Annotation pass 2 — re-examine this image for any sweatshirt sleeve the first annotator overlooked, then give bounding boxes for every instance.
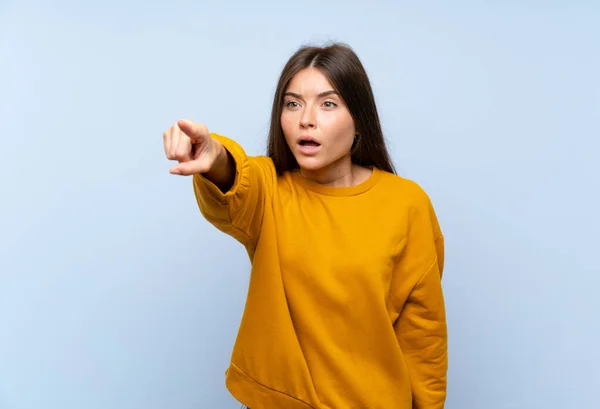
[192,133,275,254]
[394,253,447,409]
[392,191,447,409]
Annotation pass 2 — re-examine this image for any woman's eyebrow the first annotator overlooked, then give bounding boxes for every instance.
[284,90,339,99]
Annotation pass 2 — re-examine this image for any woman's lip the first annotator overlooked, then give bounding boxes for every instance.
[298,135,320,144]
[297,142,320,156]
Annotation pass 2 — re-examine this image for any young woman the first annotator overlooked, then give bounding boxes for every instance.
[163,43,447,409]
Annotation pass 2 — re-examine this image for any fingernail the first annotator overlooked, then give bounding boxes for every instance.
[170,169,181,175]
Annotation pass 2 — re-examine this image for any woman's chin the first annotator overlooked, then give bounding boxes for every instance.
[294,151,351,173]
[294,156,326,172]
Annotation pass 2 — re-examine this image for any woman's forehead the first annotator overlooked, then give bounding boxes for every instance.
[286,68,334,95]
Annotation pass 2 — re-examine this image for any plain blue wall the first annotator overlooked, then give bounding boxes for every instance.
[1,1,598,408]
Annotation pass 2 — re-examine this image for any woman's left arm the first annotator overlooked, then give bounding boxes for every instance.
[391,188,447,409]
[394,238,447,409]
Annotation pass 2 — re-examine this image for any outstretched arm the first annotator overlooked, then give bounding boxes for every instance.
[163,119,274,252]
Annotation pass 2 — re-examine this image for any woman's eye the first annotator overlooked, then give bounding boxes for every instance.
[323,101,337,108]
[285,101,299,108]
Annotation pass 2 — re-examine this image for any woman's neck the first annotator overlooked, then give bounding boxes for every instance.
[299,156,371,187]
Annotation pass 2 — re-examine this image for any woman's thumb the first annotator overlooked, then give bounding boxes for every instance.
[170,160,208,176]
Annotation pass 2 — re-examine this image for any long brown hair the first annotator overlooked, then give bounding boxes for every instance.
[267,42,396,175]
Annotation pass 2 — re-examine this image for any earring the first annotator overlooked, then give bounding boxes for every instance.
[351,134,361,154]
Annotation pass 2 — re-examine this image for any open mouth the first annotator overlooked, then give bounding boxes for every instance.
[299,140,321,147]
[297,136,321,155]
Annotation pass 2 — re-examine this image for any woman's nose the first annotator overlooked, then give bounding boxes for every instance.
[299,107,316,128]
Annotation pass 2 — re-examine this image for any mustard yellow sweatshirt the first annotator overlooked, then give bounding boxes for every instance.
[192,134,447,409]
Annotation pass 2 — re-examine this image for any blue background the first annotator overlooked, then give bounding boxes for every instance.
[1,1,598,408]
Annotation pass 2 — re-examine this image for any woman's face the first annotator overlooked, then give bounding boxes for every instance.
[281,68,356,173]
